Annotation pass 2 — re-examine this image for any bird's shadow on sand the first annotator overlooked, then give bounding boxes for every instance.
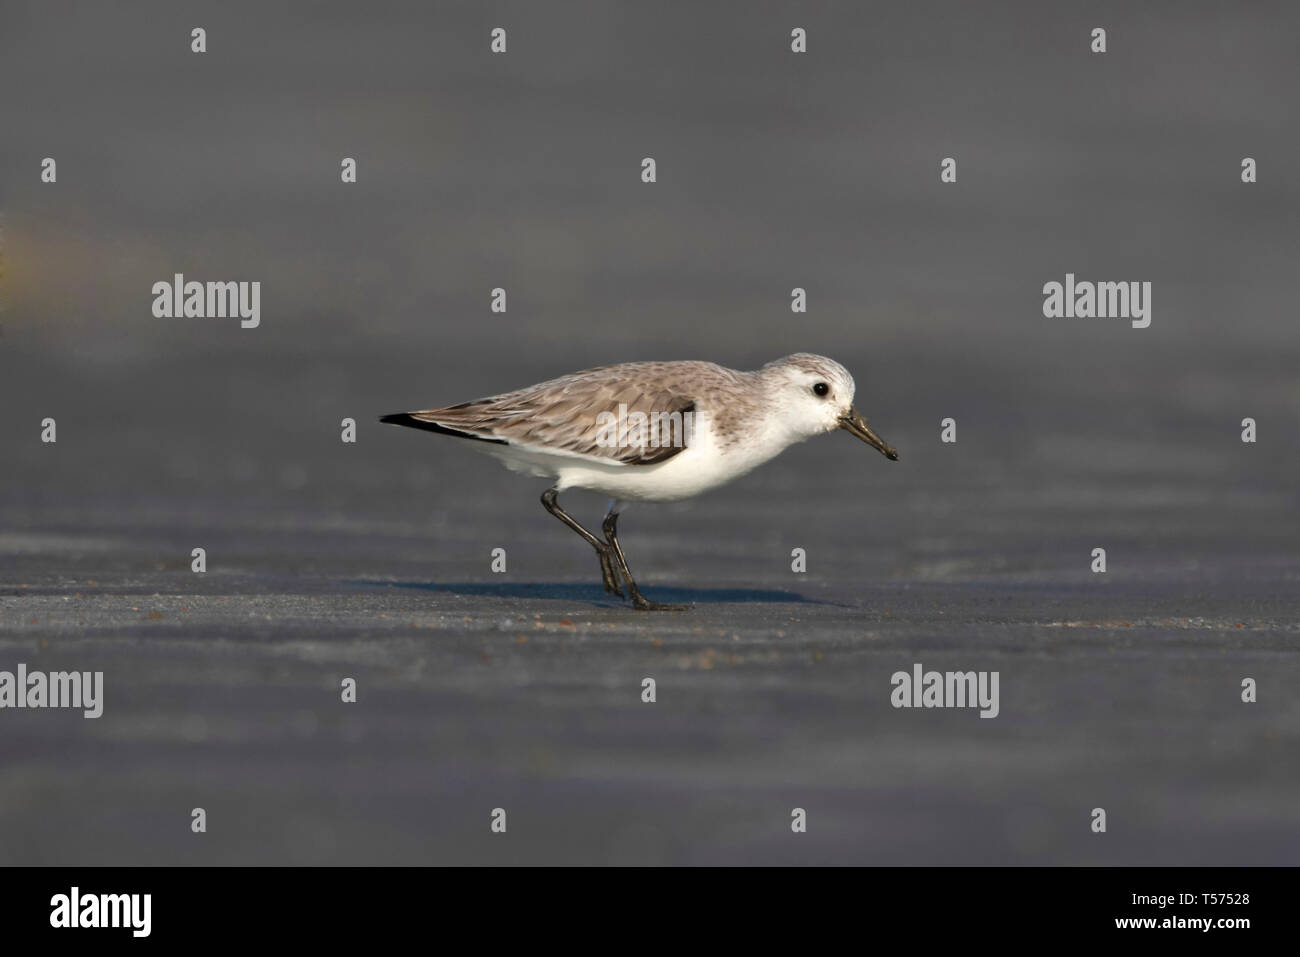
[349,580,840,608]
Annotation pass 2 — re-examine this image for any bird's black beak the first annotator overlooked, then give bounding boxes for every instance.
[840,406,898,460]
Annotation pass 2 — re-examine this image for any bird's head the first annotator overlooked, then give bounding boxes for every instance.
[761,353,898,460]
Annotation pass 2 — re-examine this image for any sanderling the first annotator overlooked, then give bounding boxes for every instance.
[381,353,898,611]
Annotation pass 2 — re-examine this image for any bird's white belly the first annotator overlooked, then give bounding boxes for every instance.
[470,408,793,502]
[542,412,795,502]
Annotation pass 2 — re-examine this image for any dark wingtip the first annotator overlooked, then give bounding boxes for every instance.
[378,412,508,445]
[380,412,443,432]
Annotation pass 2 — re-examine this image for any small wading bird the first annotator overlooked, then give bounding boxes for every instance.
[382,354,898,610]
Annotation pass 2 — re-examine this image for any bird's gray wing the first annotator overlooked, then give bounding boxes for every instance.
[384,364,701,466]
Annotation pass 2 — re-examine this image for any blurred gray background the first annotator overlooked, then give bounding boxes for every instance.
[1,0,1297,864]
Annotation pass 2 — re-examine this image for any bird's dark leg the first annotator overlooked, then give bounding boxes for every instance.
[541,488,623,598]
[602,507,689,612]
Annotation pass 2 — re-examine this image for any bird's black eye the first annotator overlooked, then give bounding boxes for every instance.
[812,382,830,397]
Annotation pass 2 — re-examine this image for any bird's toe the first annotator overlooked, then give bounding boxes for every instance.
[630,593,690,612]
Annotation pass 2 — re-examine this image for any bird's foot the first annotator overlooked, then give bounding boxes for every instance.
[628,586,689,612]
